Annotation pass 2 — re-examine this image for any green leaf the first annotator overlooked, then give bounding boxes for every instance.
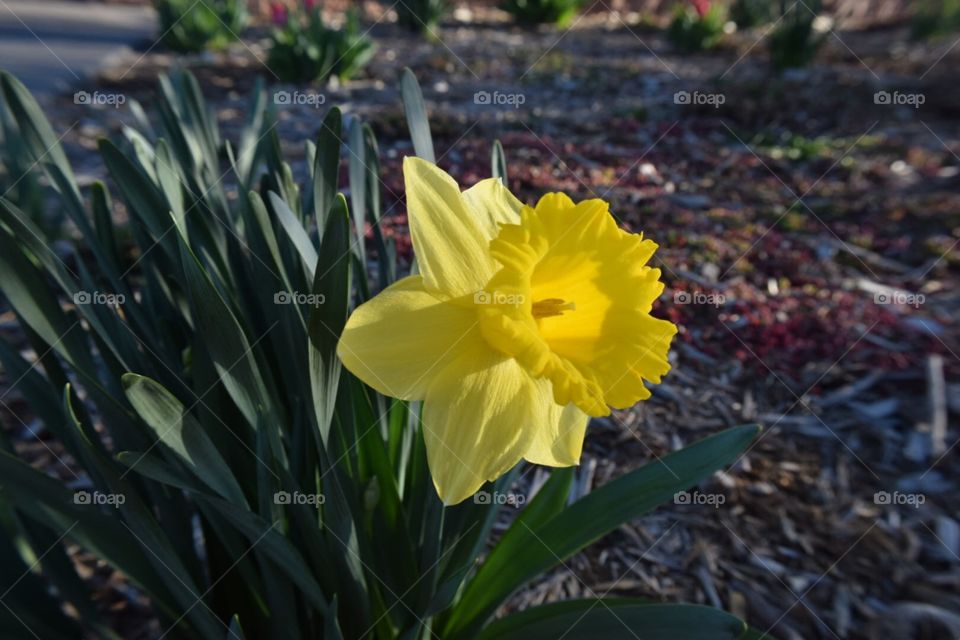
[228,615,246,640]
[0,224,96,377]
[360,123,394,290]
[0,510,86,639]
[313,107,342,234]
[247,190,294,295]
[122,126,158,181]
[0,71,75,187]
[177,231,276,433]
[258,558,300,640]
[309,194,351,443]
[155,138,185,227]
[431,468,572,618]
[0,449,193,631]
[61,388,221,638]
[126,98,156,138]
[196,495,330,614]
[0,328,66,434]
[347,118,368,264]
[491,140,507,181]
[269,191,318,276]
[122,374,248,506]
[90,181,122,273]
[44,164,128,298]
[324,596,346,640]
[400,68,435,162]
[116,450,205,494]
[446,425,761,636]
[99,138,174,243]
[511,466,574,530]
[0,195,144,375]
[236,76,267,188]
[474,600,747,640]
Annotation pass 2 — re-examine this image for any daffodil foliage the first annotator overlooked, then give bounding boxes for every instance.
[0,67,763,640]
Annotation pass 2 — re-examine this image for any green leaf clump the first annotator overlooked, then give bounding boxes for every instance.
[154,0,248,53]
[501,0,584,27]
[768,0,826,70]
[397,0,448,34]
[912,0,960,40]
[0,65,766,640]
[666,2,727,53]
[268,7,375,83]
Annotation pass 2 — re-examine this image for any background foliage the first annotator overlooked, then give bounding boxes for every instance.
[153,0,248,53]
[268,7,375,83]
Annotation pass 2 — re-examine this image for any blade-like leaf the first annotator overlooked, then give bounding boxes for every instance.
[236,76,267,188]
[269,191,318,276]
[0,71,75,186]
[347,118,368,264]
[0,449,195,631]
[196,496,329,614]
[491,140,507,181]
[99,139,176,257]
[178,231,276,433]
[430,468,573,617]
[314,107,342,234]
[400,68,435,162]
[309,194,351,443]
[474,600,747,640]
[446,425,761,636]
[227,615,246,640]
[62,388,221,638]
[0,225,96,377]
[122,374,248,506]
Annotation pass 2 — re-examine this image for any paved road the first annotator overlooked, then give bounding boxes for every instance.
[0,0,156,94]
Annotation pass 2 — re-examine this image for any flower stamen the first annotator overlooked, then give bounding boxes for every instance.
[532,298,577,319]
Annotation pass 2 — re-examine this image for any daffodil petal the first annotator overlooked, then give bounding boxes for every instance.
[421,347,540,505]
[336,275,481,401]
[403,157,496,297]
[481,193,676,414]
[462,177,523,240]
[590,313,676,409]
[524,391,589,466]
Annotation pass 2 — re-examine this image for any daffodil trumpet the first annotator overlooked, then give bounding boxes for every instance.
[337,157,677,505]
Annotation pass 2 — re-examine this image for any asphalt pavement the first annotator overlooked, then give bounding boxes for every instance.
[0,0,156,94]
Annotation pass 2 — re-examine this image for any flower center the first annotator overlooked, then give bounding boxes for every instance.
[531,298,576,319]
[475,193,675,418]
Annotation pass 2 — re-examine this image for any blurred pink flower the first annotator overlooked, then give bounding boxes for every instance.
[689,0,710,18]
[304,0,316,10]
[271,1,288,25]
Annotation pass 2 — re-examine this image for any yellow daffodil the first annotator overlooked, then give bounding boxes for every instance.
[336,157,677,505]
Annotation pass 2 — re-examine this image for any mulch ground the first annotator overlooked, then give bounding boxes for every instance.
[3,5,959,639]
